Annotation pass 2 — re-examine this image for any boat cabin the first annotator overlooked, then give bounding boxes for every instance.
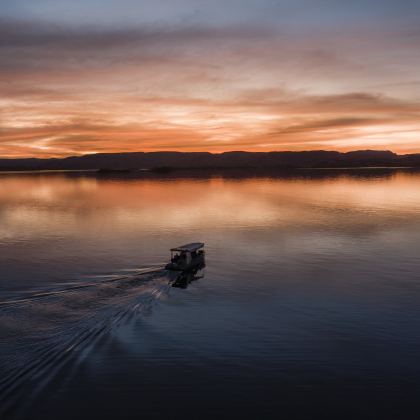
[166,242,205,271]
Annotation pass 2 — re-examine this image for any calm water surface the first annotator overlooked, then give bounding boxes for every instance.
[1,170,420,419]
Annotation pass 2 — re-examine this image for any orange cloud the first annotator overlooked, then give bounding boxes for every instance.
[1,21,420,157]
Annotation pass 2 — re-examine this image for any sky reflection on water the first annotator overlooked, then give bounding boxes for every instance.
[1,170,420,419]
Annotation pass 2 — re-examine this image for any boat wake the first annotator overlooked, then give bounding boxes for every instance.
[0,267,172,419]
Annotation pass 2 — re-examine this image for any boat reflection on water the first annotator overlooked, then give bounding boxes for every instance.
[170,263,206,289]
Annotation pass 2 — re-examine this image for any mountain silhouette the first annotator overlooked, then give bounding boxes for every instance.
[1,150,420,171]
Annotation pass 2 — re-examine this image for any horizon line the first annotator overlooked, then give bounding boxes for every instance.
[2,148,419,160]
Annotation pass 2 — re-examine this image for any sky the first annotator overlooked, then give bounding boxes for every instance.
[1,0,420,157]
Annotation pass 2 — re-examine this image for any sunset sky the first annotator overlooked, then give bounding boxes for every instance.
[1,0,420,157]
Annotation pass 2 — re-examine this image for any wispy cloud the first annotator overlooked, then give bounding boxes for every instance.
[1,14,420,157]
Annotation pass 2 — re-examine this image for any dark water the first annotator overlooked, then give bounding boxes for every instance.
[1,169,420,419]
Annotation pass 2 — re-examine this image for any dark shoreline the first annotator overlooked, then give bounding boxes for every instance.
[1,166,419,182]
[1,150,420,173]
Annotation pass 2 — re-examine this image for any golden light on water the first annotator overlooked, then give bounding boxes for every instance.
[2,172,420,244]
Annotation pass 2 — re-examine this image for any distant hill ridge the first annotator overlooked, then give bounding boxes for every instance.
[1,150,420,171]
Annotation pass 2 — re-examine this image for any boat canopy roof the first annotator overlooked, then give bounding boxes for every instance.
[171,242,204,253]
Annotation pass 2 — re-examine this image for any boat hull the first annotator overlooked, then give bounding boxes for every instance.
[165,255,205,272]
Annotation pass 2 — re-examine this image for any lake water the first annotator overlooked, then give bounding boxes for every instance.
[1,169,420,419]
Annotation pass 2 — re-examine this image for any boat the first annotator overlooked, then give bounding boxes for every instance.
[165,242,205,271]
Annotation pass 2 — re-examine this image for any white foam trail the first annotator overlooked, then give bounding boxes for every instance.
[0,267,166,306]
[0,270,172,419]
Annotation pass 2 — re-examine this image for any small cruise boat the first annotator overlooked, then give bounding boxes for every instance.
[165,242,205,271]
